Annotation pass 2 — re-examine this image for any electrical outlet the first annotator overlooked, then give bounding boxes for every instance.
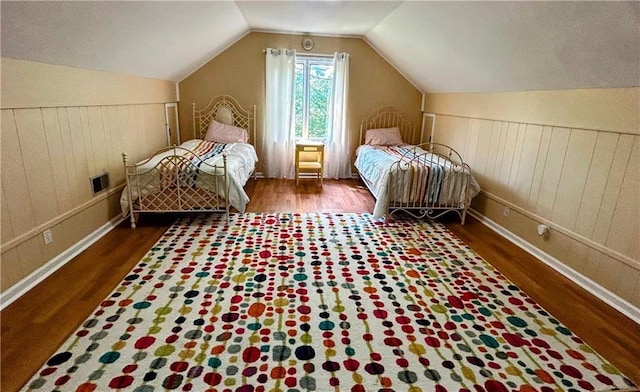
[43,229,53,244]
[537,224,550,239]
[503,206,510,217]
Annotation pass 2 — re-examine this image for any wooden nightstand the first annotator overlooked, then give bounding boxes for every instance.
[295,140,324,186]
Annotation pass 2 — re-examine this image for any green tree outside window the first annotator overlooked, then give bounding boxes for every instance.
[295,57,334,140]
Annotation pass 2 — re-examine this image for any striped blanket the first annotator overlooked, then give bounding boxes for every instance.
[159,141,227,188]
[384,146,445,204]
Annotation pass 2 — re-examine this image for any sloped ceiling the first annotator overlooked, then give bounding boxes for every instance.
[2,1,638,93]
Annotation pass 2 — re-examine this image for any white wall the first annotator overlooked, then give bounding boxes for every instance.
[1,58,177,292]
[425,88,639,307]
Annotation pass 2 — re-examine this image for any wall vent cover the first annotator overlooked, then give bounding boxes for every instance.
[91,173,109,194]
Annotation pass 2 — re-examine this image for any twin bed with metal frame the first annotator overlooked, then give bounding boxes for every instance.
[120,95,257,228]
[354,106,480,224]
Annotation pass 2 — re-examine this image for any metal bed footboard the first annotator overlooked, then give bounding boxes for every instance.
[358,143,473,224]
[122,146,230,228]
[387,143,472,224]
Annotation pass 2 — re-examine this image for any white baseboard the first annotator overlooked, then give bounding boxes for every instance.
[468,209,640,325]
[0,214,126,311]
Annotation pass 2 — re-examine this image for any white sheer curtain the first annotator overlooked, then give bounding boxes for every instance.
[263,48,296,178]
[325,52,351,179]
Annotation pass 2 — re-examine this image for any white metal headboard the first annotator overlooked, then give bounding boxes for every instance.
[192,95,257,145]
[359,106,416,145]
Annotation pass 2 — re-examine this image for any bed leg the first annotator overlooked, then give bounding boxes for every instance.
[130,213,137,229]
[461,208,467,225]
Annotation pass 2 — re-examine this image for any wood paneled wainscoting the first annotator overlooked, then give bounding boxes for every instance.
[1,179,638,391]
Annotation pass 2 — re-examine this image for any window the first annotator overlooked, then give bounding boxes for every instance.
[294,56,334,140]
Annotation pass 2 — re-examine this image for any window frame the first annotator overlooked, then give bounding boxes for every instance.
[294,54,334,141]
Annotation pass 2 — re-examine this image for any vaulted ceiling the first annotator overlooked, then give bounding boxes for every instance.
[2,1,639,93]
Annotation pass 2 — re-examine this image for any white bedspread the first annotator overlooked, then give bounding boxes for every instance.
[120,139,258,214]
[354,144,480,218]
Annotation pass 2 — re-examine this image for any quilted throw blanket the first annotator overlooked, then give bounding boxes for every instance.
[158,141,228,188]
[383,146,446,204]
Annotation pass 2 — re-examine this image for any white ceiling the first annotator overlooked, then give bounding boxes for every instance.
[2,1,639,93]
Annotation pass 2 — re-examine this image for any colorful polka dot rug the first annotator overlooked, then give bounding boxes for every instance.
[23,213,636,392]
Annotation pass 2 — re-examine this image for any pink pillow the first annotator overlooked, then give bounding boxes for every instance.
[365,127,403,146]
[204,120,249,143]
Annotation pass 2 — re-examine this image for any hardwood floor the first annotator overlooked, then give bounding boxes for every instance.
[1,179,638,391]
[244,178,375,213]
[0,214,178,392]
